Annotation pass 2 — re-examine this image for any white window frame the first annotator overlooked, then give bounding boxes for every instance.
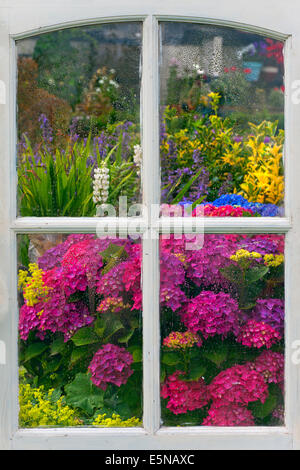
[0,0,299,450]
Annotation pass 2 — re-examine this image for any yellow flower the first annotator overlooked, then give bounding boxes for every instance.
[264,254,284,267]
[92,413,141,427]
[19,383,80,428]
[230,249,262,262]
[19,263,51,307]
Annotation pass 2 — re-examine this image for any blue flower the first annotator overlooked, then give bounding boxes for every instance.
[211,194,280,216]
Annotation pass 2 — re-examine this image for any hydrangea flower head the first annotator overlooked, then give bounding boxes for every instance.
[181,291,241,338]
[252,298,284,335]
[161,371,209,414]
[184,234,239,289]
[250,350,284,384]
[237,320,281,348]
[203,404,255,426]
[209,364,268,407]
[163,331,202,350]
[89,344,133,390]
[19,266,94,341]
[97,297,130,314]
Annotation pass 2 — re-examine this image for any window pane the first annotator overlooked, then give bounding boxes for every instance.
[160,234,284,426]
[17,23,142,217]
[18,234,142,428]
[160,23,284,217]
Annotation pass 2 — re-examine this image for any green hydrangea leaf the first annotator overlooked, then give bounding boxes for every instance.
[65,373,105,415]
[71,326,100,346]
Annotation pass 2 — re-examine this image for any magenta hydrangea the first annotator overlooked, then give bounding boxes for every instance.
[88,344,133,390]
[203,404,255,426]
[160,251,187,312]
[250,350,284,385]
[97,262,127,299]
[19,266,94,341]
[181,291,241,339]
[38,234,95,270]
[161,371,209,415]
[184,234,239,290]
[209,364,268,407]
[236,320,281,349]
[252,299,284,335]
[19,303,42,341]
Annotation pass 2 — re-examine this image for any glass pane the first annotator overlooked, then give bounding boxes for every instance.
[160,23,284,216]
[18,233,142,428]
[160,234,284,426]
[17,23,142,217]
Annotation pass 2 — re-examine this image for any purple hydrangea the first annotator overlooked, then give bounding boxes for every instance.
[252,298,284,335]
[88,344,133,390]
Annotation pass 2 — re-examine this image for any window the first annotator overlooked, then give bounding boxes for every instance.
[0,1,299,450]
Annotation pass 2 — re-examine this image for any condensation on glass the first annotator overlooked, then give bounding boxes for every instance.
[160,233,284,426]
[18,233,143,428]
[16,23,142,217]
[160,22,284,216]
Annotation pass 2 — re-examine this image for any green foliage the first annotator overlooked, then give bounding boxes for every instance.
[65,373,105,415]
[18,129,140,216]
[18,136,95,216]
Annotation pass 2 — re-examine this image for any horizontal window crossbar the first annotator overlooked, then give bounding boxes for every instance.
[11,217,292,234]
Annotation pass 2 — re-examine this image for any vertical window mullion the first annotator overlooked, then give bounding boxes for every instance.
[142,15,161,433]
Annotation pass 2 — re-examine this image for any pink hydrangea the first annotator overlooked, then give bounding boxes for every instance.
[209,364,268,407]
[62,238,106,294]
[237,320,281,349]
[181,291,241,338]
[161,371,209,414]
[88,344,133,390]
[203,404,255,426]
[250,350,284,384]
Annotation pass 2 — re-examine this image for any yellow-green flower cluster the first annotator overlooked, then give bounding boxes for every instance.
[230,249,262,262]
[92,413,141,427]
[208,91,221,114]
[264,253,284,267]
[18,263,50,307]
[163,331,200,350]
[19,384,80,428]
